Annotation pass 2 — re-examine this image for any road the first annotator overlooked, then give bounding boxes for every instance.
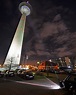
[0,77,65,95]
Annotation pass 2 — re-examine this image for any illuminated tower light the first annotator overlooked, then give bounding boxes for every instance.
[3,2,32,70]
[19,2,32,15]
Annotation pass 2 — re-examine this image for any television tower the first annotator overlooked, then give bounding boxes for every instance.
[3,2,32,70]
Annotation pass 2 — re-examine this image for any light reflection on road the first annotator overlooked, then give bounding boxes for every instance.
[12,78,61,89]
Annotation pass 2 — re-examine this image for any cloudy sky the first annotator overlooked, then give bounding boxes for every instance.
[0,0,76,63]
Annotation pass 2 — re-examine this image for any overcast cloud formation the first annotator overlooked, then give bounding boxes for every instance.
[0,0,76,63]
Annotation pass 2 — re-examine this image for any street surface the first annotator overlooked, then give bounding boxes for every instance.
[0,77,65,95]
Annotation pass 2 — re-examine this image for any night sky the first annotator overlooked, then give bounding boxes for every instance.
[0,0,76,64]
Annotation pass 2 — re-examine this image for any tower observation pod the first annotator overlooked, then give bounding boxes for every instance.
[3,2,32,70]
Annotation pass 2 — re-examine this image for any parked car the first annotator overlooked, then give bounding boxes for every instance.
[24,71,34,79]
[17,69,26,74]
[18,70,34,80]
[5,70,15,77]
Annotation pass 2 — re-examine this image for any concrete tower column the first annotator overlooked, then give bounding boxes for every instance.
[3,2,32,70]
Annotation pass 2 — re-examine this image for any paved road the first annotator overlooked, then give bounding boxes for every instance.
[0,78,65,95]
[14,77,61,89]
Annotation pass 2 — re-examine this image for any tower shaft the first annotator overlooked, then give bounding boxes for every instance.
[4,13,26,70]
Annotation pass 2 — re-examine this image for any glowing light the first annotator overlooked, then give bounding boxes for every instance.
[13,81,61,89]
[25,65,29,70]
[37,62,40,64]
[50,85,61,89]
[19,2,31,16]
[0,64,1,67]
[49,59,52,62]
